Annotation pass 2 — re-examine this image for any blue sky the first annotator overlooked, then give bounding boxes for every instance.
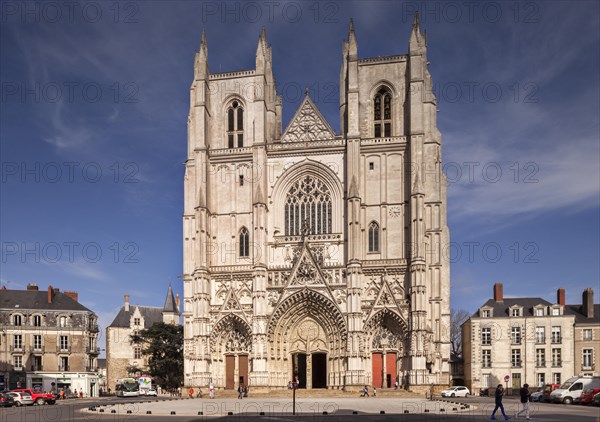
[1,1,599,355]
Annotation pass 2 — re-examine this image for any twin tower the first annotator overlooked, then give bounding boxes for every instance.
[182,15,450,391]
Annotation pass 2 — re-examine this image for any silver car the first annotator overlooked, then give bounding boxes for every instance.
[9,392,34,406]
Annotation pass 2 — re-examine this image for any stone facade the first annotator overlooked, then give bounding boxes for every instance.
[569,289,599,376]
[183,16,451,391]
[105,288,180,391]
[0,284,100,396]
[463,283,599,393]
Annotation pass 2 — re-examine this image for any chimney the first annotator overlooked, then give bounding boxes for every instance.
[47,285,54,303]
[64,291,78,302]
[176,293,180,309]
[582,288,594,319]
[124,293,130,312]
[557,288,566,306]
[27,283,39,291]
[493,283,503,303]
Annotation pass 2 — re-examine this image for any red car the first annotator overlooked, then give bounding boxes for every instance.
[542,383,561,402]
[579,387,600,405]
[11,388,56,405]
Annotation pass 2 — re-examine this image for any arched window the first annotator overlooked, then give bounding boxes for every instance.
[227,100,244,148]
[373,87,392,137]
[13,314,22,326]
[368,221,380,253]
[284,176,332,236]
[33,315,42,327]
[239,227,249,257]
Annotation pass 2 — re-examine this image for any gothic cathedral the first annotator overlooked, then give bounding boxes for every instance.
[183,16,450,391]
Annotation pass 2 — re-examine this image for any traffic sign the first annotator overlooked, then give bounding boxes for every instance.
[504,375,510,382]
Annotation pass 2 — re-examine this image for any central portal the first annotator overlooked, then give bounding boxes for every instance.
[292,352,327,389]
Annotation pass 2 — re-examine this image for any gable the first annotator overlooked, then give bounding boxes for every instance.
[280,96,336,143]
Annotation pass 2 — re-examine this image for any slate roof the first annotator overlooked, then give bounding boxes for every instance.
[471,298,554,318]
[107,305,163,328]
[0,289,92,312]
[564,304,600,324]
[162,285,179,313]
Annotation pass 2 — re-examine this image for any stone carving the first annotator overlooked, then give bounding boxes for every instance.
[280,97,336,143]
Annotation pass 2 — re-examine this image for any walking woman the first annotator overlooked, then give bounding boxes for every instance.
[490,384,510,420]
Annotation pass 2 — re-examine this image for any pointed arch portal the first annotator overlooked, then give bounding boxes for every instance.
[267,290,347,388]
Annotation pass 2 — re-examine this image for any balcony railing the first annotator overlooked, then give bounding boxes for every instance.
[551,336,562,344]
[535,336,546,344]
[58,365,70,372]
[535,361,546,368]
[10,345,24,352]
[88,323,99,333]
[85,346,100,355]
[13,366,23,371]
[30,346,45,353]
[58,346,71,353]
[86,366,98,372]
[582,364,595,371]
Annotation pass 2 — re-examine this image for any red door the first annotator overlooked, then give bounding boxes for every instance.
[225,355,235,389]
[372,353,383,388]
[238,355,248,387]
[385,352,397,388]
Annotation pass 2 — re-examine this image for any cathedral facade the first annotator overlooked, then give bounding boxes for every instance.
[182,16,450,391]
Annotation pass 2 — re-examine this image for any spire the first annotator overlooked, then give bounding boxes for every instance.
[254,182,266,205]
[348,18,357,58]
[163,284,179,313]
[195,30,209,80]
[256,26,270,74]
[409,11,425,53]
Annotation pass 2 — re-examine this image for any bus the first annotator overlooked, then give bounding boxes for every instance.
[115,378,140,397]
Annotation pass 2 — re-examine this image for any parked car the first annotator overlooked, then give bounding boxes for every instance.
[542,383,560,402]
[8,392,34,406]
[578,387,600,405]
[531,390,544,402]
[146,389,157,397]
[592,392,600,407]
[11,388,56,405]
[440,386,470,397]
[550,376,600,404]
[0,393,15,407]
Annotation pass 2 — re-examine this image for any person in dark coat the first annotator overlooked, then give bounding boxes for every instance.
[490,384,510,420]
[516,383,531,420]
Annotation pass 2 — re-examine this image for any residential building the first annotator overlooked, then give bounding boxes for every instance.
[463,283,575,393]
[0,284,100,395]
[567,288,599,376]
[105,287,180,391]
[183,15,451,391]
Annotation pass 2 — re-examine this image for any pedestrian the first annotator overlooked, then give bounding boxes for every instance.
[490,384,510,420]
[209,383,214,399]
[238,384,243,399]
[394,380,399,390]
[373,387,377,397]
[74,388,78,398]
[60,389,65,400]
[189,387,194,399]
[244,386,248,397]
[516,383,531,420]
[79,390,83,399]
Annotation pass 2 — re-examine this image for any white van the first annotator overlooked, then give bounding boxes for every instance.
[549,376,600,404]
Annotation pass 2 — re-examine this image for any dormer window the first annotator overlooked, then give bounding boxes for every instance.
[551,306,561,316]
[534,307,545,317]
[227,100,244,148]
[33,315,42,327]
[373,87,392,137]
[58,315,68,327]
[134,318,141,326]
[13,314,22,326]
[510,307,522,317]
[481,309,492,318]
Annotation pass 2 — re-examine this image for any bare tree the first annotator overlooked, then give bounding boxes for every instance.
[450,308,470,357]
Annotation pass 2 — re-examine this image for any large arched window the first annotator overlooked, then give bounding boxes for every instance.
[368,221,380,253]
[227,100,244,148]
[239,227,249,257]
[284,176,332,236]
[373,87,391,137]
